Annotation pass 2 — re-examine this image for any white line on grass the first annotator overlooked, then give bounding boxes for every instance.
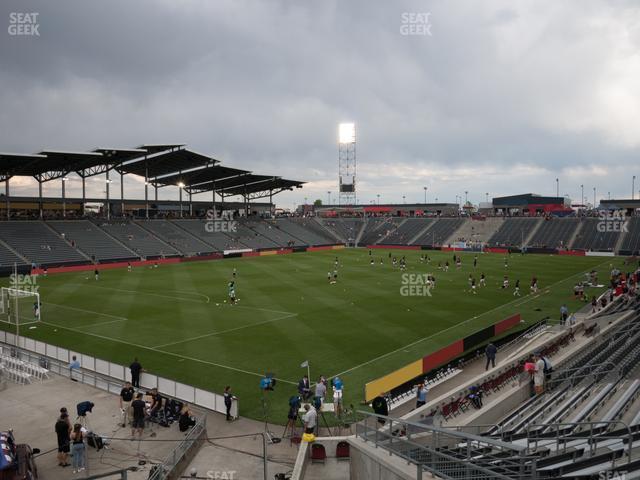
[330,260,611,379]
[152,312,298,348]
[67,284,208,304]
[39,320,297,385]
[43,302,128,326]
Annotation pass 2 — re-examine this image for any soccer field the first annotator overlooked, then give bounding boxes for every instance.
[0,249,622,422]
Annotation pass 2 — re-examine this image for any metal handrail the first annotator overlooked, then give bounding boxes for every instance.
[84,467,138,480]
[356,411,533,480]
[525,420,633,466]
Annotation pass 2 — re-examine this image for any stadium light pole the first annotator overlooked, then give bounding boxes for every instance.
[377,194,380,205]
[581,184,584,207]
[556,178,559,197]
[593,187,596,208]
[327,191,331,206]
[633,176,636,200]
[178,182,185,218]
[464,191,468,204]
[61,176,68,218]
[423,186,427,204]
[485,192,489,203]
[403,195,406,204]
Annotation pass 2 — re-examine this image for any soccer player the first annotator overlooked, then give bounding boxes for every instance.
[470,277,477,294]
[94,268,99,281]
[228,281,236,304]
[480,272,486,287]
[327,271,331,283]
[444,261,449,272]
[370,258,375,265]
[33,301,40,320]
[127,262,132,272]
[468,274,473,287]
[456,256,462,269]
[502,275,509,289]
[334,257,339,268]
[232,267,237,279]
[513,279,521,296]
[530,276,538,293]
[473,255,478,269]
[504,257,509,269]
[332,270,338,284]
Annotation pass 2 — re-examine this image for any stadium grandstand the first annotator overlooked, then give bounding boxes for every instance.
[1,147,639,480]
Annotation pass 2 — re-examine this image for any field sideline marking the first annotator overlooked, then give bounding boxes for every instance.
[152,312,298,348]
[66,284,209,304]
[44,302,129,329]
[330,259,613,379]
[39,320,297,385]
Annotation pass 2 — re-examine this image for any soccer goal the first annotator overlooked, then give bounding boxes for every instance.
[0,287,41,326]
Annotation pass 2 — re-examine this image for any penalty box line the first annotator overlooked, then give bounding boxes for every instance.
[331,258,614,379]
[39,320,297,385]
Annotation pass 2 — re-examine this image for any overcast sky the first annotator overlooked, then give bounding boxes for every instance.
[1,0,639,209]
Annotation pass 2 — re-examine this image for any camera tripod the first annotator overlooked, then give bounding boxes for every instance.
[261,391,280,444]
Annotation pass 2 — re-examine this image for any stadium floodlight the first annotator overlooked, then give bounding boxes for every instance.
[177,182,185,188]
[338,123,355,144]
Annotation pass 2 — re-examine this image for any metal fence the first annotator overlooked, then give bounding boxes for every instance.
[356,411,536,480]
[0,330,237,418]
[148,415,207,480]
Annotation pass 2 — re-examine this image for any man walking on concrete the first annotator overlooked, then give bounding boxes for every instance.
[485,342,497,370]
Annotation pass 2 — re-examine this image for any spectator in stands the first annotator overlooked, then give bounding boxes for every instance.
[69,355,80,382]
[591,295,598,313]
[415,383,428,409]
[129,357,143,388]
[533,354,546,395]
[55,412,71,467]
[468,385,483,409]
[560,304,569,324]
[371,394,389,425]
[302,404,317,435]
[119,381,135,428]
[485,343,497,370]
[131,393,146,438]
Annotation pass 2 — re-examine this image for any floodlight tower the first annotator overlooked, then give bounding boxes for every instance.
[338,123,356,205]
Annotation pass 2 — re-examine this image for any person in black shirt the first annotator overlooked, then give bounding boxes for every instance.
[131,393,146,438]
[149,388,163,417]
[119,381,135,427]
[129,358,143,388]
[178,404,196,432]
[223,386,236,421]
[55,412,71,467]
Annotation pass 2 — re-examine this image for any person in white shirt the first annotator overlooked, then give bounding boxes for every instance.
[534,354,546,395]
[302,404,317,434]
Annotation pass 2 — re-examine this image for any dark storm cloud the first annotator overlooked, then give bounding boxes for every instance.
[1,0,639,207]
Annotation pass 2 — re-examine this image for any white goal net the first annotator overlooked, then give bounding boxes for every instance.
[0,287,41,326]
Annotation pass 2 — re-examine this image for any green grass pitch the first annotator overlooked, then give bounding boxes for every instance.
[0,249,623,422]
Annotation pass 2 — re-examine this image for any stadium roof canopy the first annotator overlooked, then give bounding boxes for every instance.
[153,164,249,188]
[187,174,304,199]
[136,144,186,154]
[0,153,48,181]
[117,148,217,179]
